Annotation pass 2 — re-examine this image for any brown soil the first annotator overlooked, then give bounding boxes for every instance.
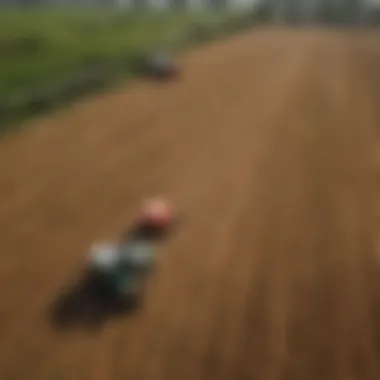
[0,27,380,380]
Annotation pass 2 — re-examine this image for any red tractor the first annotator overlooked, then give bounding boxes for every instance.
[86,197,177,304]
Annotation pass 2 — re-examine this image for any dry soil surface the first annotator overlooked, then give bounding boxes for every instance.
[0,27,380,380]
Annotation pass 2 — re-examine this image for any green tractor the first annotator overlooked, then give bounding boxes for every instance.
[87,239,156,303]
[86,197,176,306]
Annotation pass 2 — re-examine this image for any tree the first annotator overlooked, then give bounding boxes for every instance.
[170,0,187,10]
[130,0,148,9]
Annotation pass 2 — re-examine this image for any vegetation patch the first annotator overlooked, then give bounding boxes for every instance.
[0,9,263,131]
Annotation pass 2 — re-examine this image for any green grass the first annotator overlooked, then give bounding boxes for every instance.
[0,9,240,97]
[0,8,258,130]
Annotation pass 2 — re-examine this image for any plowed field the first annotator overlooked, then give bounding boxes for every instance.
[0,27,380,380]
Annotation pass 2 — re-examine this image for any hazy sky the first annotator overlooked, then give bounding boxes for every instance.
[117,0,380,10]
[127,0,260,9]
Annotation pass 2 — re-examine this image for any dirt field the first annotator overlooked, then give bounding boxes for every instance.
[0,27,380,380]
